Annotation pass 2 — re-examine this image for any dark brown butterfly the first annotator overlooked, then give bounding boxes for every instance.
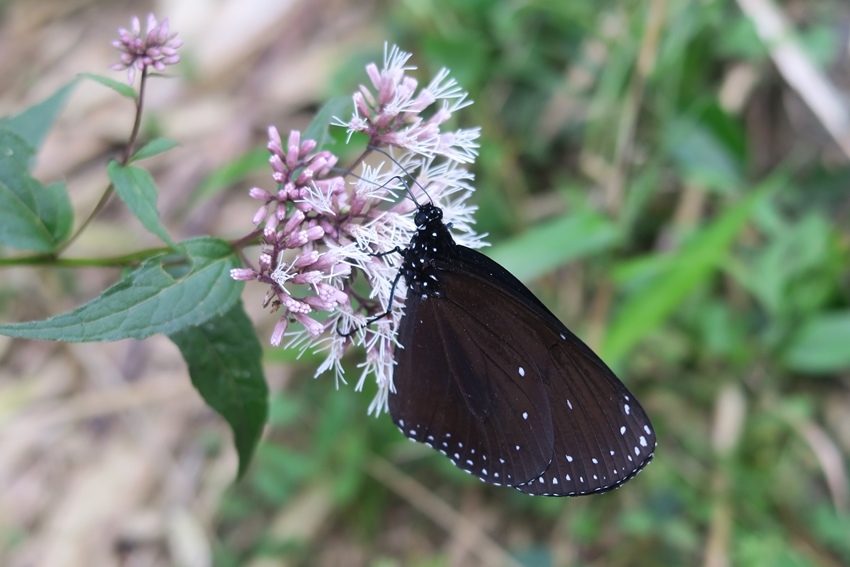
[387,202,655,496]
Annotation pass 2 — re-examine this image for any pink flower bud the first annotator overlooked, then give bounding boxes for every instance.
[285,230,309,248]
[292,271,322,285]
[265,213,280,232]
[365,63,381,90]
[282,294,311,314]
[300,138,317,155]
[252,204,268,225]
[295,168,313,185]
[303,295,334,311]
[270,316,288,346]
[305,225,325,241]
[230,268,257,281]
[267,126,283,154]
[282,210,305,235]
[249,187,271,200]
[287,130,301,153]
[259,253,272,272]
[270,154,285,176]
[317,282,349,306]
[294,313,325,336]
[354,92,372,119]
[292,250,318,268]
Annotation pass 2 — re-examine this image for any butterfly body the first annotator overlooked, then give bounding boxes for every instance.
[388,203,655,496]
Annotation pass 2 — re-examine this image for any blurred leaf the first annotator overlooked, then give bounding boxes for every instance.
[0,237,242,341]
[1,79,79,151]
[268,394,304,427]
[603,180,776,361]
[799,25,838,67]
[665,102,746,192]
[489,210,621,282]
[304,96,352,151]
[731,210,838,317]
[39,181,74,244]
[107,161,175,246]
[190,147,267,206]
[0,130,73,252]
[783,311,850,373]
[170,301,268,479]
[131,137,180,162]
[716,13,768,59]
[79,72,137,99]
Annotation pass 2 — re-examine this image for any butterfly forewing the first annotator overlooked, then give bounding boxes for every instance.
[391,287,555,486]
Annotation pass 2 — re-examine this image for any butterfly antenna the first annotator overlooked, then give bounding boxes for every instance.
[365,145,433,206]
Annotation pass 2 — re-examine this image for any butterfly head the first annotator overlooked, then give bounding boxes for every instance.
[414,203,443,229]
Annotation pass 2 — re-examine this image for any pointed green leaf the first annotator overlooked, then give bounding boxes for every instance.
[107,161,175,246]
[131,137,180,162]
[79,72,137,99]
[39,181,74,244]
[0,178,56,252]
[170,301,268,479]
[0,238,242,341]
[783,311,850,373]
[0,129,73,251]
[1,79,79,152]
[304,96,352,150]
[602,180,778,362]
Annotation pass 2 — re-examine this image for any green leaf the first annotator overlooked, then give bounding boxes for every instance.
[303,96,352,150]
[665,103,746,193]
[0,130,73,251]
[38,181,74,244]
[0,237,243,341]
[602,180,777,362]
[1,79,79,152]
[190,147,268,206]
[107,161,175,246]
[0,128,36,176]
[79,72,137,99]
[0,178,56,252]
[131,137,180,162]
[169,301,268,479]
[783,311,850,373]
[489,211,621,282]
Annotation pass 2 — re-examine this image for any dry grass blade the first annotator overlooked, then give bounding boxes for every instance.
[737,0,850,159]
[366,455,525,567]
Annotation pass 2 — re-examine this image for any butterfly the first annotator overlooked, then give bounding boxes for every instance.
[385,201,655,496]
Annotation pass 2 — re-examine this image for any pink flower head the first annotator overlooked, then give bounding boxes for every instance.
[234,44,484,415]
[110,13,183,84]
[334,44,481,163]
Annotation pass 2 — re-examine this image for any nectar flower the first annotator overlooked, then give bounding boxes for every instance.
[333,44,481,163]
[110,13,183,84]
[234,45,482,414]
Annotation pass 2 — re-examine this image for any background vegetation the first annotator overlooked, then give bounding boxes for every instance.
[1,0,849,566]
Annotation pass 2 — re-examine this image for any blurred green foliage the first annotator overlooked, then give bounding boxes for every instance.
[217,0,850,565]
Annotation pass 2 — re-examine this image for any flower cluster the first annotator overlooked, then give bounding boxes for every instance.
[233,44,482,414]
[110,13,183,84]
